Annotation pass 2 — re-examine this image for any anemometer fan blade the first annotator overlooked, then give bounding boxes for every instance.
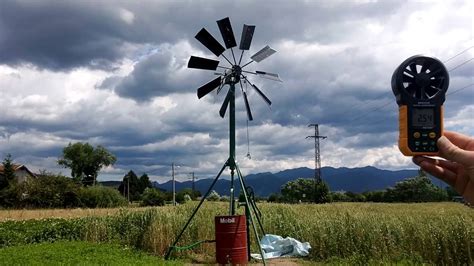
[217,17,237,49]
[251,45,276,62]
[239,24,255,50]
[256,71,283,82]
[251,84,272,106]
[195,28,226,57]
[188,56,219,70]
[197,77,222,99]
[219,89,232,118]
[243,91,253,121]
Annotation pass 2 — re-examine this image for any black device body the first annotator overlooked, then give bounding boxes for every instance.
[391,55,449,156]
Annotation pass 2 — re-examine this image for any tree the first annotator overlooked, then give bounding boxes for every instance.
[141,188,166,206]
[207,190,220,201]
[1,154,16,189]
[281,178,330,203]
[138,173,152,194]
[118,170,140,202]
[385,175,448,202]
[58,142,116,186]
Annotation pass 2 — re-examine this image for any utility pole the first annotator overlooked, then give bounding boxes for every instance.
[306,124,327,202]
[189,172,195,195]
[127,175,130,202]
[172,163,176,206]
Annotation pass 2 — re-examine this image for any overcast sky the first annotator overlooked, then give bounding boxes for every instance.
[0,0,472,183]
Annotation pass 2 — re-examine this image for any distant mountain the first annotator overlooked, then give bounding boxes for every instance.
[100,181,122,188]
[152,166,435,197]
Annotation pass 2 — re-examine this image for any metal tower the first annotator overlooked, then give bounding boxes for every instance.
[306,124,327,183]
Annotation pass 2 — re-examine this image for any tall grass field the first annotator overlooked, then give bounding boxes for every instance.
[0,202,472,264]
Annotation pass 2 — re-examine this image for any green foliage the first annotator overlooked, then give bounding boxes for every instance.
[0,218,85,247]
[138,173,152,194]
[178,188,199,200]
[219,195,230,202]
[0,241,182,266]
[314,180,331,203]
[363,190,386,202]
[0,203,472,265]
[78,186,127,208]
[330,191,350,202]
[1,154,16,189]
[58,142,116,186]
[140,188,165,206]
[206,190,220,201]
[0,183,20,207]
[267,193,282,203]
[20,174,81,208]
[385,176,448,202]
[281,178,330,203]
[118,170,140,201]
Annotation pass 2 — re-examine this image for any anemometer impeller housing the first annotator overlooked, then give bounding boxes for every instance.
[392,55,449,156]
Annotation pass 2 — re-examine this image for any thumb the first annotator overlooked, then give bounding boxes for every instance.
[438,136,473,165]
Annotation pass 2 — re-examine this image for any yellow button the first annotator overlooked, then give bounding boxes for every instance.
[413,132,421,138]
[429,132,436,139]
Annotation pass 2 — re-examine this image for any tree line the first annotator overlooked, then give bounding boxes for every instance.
[268,169,459,203]
[1,142,462,209]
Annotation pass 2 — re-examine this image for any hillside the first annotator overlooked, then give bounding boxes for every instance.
[153,166,437,197]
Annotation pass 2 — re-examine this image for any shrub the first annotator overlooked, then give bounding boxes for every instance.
[183,194,192,202]
[140,188,165,206]
[207,190,220,201]
[219,195,230,202]
[78,186,127,208]
[20,174,81,208]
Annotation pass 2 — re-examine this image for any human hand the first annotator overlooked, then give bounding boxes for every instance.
[413,131,474,205]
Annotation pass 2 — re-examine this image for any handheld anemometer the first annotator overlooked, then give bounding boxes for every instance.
[391,55,449,156]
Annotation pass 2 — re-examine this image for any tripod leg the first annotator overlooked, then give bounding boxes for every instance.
[237,166,266,236]
[235,164,266,265]
[164,161,228,260]
[230,168,235,215]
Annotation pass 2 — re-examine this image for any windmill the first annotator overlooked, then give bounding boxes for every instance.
[165,17,281,264]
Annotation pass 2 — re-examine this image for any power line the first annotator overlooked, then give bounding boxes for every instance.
[447,83,474,96]
[443,46,474,63]
[448,57,474,72]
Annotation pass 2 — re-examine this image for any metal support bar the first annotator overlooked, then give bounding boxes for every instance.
[236,166,266,236]
[165,160,228,260]
[235,163,266,265]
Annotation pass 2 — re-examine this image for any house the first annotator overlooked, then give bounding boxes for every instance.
[0,164,37,183]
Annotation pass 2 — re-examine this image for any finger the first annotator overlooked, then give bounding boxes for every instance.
[414,156,459,173]
[443,131,474,150]
[413,156,457,186]
[437,136,474,166]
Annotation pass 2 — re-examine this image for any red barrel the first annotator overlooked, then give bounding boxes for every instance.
[215,215,248,265]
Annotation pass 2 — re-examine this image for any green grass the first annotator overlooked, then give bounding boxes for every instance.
[0,241,182,266]
[0,202,472,265]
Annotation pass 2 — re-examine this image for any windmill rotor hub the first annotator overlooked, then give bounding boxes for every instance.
[225,65,242,84]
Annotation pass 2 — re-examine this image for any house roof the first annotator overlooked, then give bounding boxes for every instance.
[0,164,37,177]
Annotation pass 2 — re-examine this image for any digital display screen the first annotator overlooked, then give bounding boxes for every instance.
[412,108,434,128]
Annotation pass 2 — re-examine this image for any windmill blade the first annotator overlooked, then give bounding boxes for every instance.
[216,78,226,94]
[243,78,271,106]
[217,17,237,49]
[219,88,232,118]
[243,91,253,121]
[188,56,219,70]
[195,28,226,57]
[251,45,276,62]
[239,24,255,50]
[256,71,283,82]
[197,77,222,99]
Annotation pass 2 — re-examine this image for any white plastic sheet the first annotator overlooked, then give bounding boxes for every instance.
[251,234,311,260]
